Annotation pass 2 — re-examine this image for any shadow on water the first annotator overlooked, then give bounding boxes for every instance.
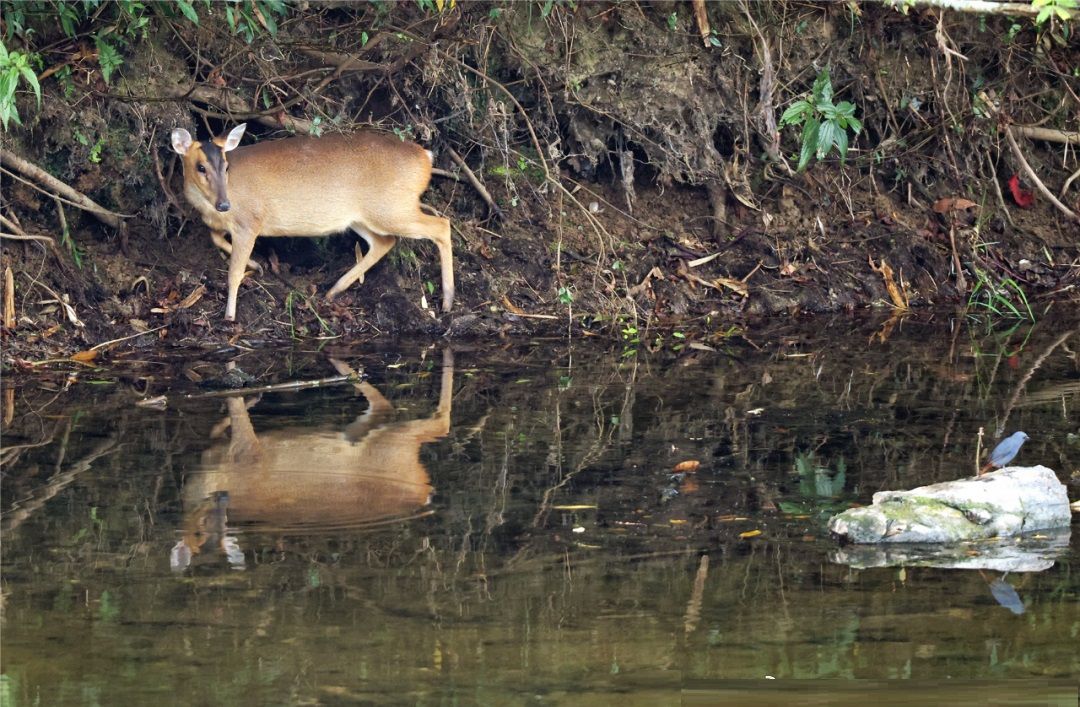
[2,314,1078,703]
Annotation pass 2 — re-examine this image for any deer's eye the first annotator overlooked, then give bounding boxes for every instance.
[197,163,207,174]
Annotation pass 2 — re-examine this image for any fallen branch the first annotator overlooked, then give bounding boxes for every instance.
[0,232,56,246]
[0,148,130,233]
[446,146,500,217]
[185,84,317,133]
[898,0,1039,16]
[1004,126,1080,222]
[1011,125,1080,146]
[90,323,169,352]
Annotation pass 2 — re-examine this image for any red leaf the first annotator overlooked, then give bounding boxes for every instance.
[1007,174,1035,208]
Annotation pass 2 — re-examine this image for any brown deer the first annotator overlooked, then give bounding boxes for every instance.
[171,351,453,571]
[170,124,453,321]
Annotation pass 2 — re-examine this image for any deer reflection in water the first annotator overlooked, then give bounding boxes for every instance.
[170,350,453,572]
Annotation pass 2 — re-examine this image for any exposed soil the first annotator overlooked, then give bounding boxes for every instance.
[1,2,1077,366]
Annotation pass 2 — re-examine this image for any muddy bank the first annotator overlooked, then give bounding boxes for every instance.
[1,1,1077,363]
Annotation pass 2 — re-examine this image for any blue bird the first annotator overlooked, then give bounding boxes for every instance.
[980,431,1029,475]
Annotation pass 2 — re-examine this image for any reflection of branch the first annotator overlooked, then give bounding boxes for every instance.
[179,373,356,400]
[3,435,119,533]
[1011,381,1080,408]
[485,547,702,580]
[997,329,1076,435]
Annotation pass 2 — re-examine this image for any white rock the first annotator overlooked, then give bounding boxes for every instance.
[828,466,1070,544]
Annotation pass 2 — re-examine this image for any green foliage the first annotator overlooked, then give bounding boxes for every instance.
[282,289,336,339]
[417,0,457,12]
[1033,0,1077,24]
[967,268,1035,321]
[225,0,288,43]
[94,35,123,84]
[175,0,201,24]
[779,68,862,172]
[0,41,41,130]
[540,0,576,18]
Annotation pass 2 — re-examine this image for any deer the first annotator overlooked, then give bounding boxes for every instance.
[170,351,453,571]
[170,123,453,322]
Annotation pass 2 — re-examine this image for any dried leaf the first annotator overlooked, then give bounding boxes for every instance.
[3,266,15,329]
[687,252,721,268]
[738,529,763,539]
[691,0,711,46]
[70,349,98,363]
[932,197,978,213]
[501,295,525,315]
[176,284,206,310]
[713,277,749,297]
[674,460,701,473]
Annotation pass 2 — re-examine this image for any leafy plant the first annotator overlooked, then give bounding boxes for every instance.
[620,323,639,357]
[779,68,862,172]
[967,268,1035,321]
[1033,0,1077,24]
[94,35,124,84]
[0,41,41,130]
[540,0,576,18]
[225,0,288,43]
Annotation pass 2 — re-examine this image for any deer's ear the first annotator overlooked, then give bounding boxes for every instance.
[222,124,247,152]
[171,128,194,156]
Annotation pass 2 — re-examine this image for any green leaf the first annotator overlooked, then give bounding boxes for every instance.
[94,36,123,84]
[835,127,849,163]
[847,115,863,135]
[176,1,200,24]
[780,100,811,126]
[812,68,832,103]
[19,65,41,105]
[798,117,819,171]
[817,119,840,159]
[0,71,16,101]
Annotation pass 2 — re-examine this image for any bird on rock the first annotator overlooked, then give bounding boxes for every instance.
[979,431,1029,476]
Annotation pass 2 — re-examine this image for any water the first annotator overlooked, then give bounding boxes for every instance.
[3,315,1078,704]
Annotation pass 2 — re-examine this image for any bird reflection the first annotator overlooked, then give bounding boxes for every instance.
[980,570,1026,615]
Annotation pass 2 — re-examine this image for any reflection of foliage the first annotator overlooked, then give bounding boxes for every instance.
[98,590,120,622]
[779,453,847,516]
[796,452,846,497]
